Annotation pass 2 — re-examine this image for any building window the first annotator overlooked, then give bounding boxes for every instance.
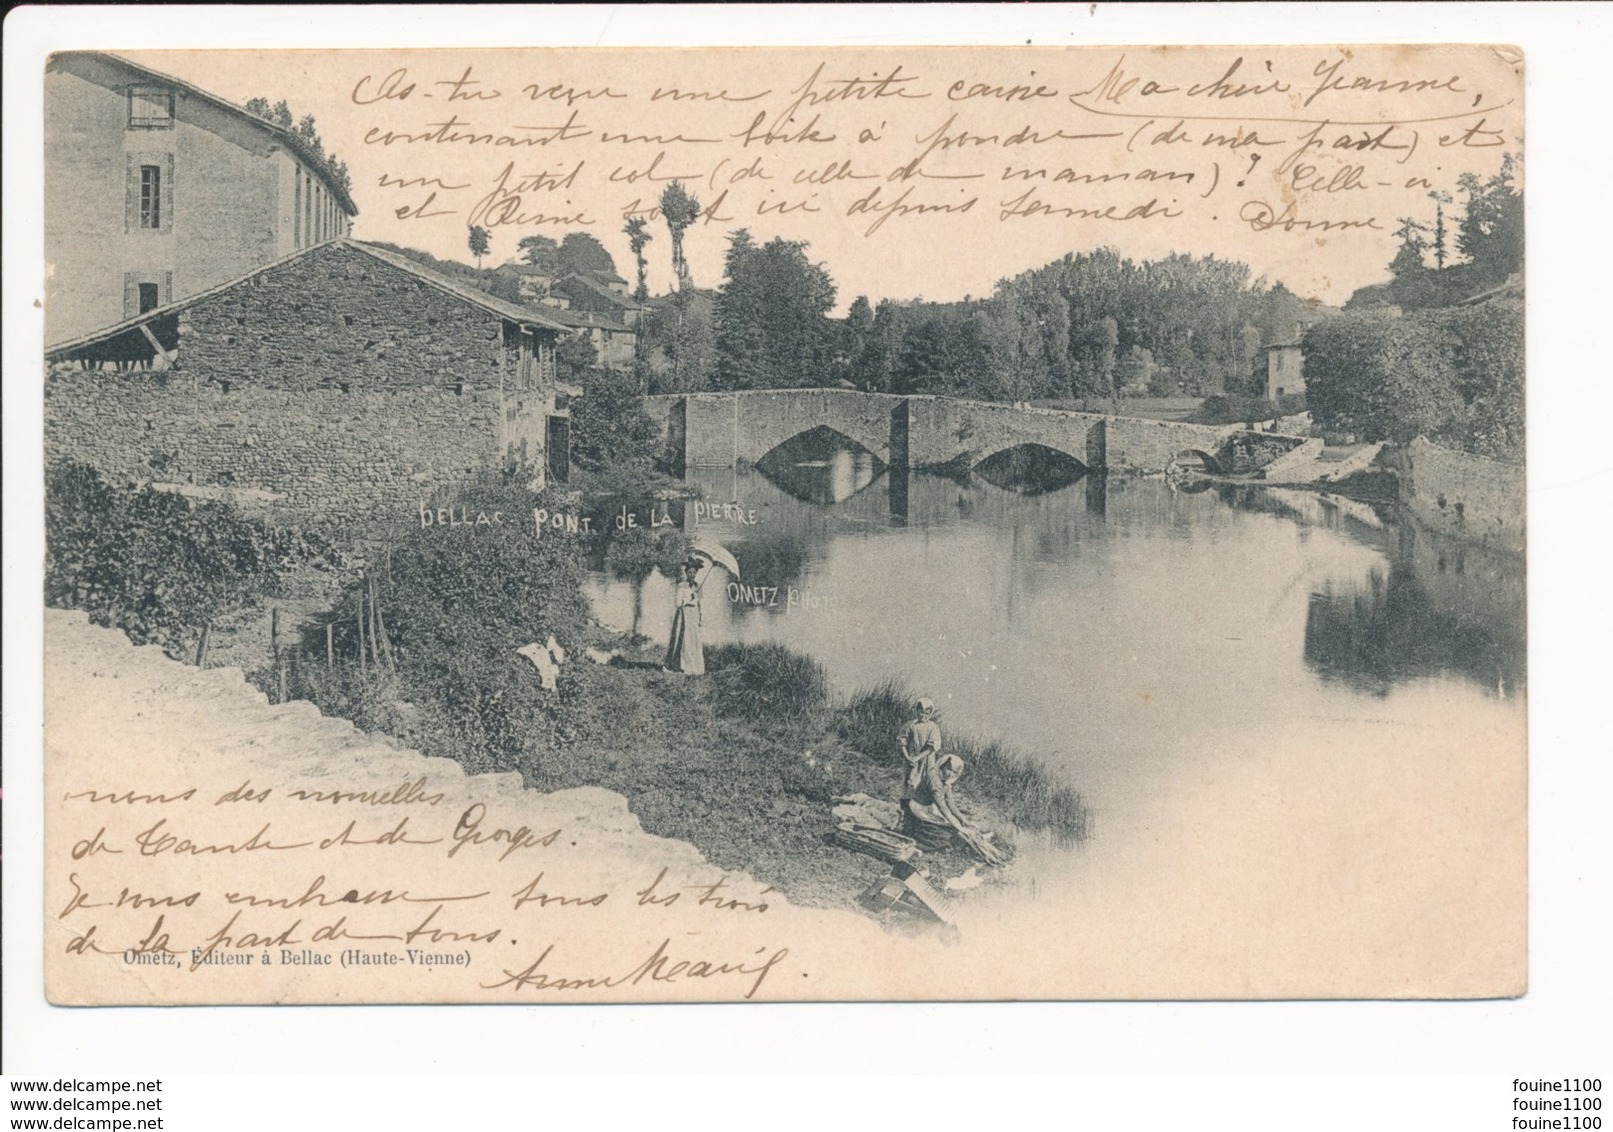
[126,153,173,233]
[128,86,174,129]
[123,271,172,318]
[139,165,162,228]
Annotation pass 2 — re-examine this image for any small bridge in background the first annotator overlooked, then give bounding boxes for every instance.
[644,389,1317,477]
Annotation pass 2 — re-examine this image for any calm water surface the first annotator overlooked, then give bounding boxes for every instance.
[585,439,1526,845]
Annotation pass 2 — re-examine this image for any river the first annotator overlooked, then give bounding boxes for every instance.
[583,436,1528,995]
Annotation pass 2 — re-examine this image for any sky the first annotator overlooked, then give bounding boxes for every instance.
[121,43,1521,310]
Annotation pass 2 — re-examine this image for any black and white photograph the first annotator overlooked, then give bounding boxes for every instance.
[24,36,1537,1007]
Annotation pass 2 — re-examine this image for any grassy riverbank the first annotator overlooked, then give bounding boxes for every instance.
[44,463,1088,912]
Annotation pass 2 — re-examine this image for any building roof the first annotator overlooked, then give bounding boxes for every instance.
[351,241,570,330]
[556,273,643,310]
[46,239,567,358]
[496,262,557,278]
[543,307,634,335]
[51,51,359,217]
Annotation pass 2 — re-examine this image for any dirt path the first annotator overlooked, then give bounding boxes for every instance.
[43,609,914,1004]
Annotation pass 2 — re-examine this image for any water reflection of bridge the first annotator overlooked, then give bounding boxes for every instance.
[669,431,1523,698]
[645,388,1308,477]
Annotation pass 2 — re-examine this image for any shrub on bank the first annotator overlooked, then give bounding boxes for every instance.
[294,478,595,771]
[44,460,338,659]
[706,642,831,725]
[837,678,1090,845]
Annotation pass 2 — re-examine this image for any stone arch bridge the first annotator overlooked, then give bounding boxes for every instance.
[644,389,1315,476]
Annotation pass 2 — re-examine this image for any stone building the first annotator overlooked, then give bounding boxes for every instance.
[45,51,358,345]
[46,239,573,523]
[553,273,643,326]
[491,262,562,305]
[1262,341,1306,401]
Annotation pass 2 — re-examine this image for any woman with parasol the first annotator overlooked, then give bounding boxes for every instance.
[663,543,739,676]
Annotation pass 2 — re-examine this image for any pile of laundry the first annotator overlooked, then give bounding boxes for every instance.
[830,789,1013,932]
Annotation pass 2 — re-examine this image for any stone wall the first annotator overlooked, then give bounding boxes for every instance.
[1398,438,1525,554]
[46,243,555,523]
[46,375,503,523]
[651,389,1312,475]
[1090,416,1244,474]
[904,397,1108,469]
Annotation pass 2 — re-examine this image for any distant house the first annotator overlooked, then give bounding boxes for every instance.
[492,261,562,305]
[553,273,644,327]
[45,51,358,345]
[1263,342,1305,401]
[547,308,639,370]
[46,239,575,520]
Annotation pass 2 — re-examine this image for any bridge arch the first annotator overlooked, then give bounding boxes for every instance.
[972,442,1089,494]
[1168,448,1226,475]
[755,425,888,504]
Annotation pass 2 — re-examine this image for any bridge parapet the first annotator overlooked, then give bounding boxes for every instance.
[647,390,1312,476]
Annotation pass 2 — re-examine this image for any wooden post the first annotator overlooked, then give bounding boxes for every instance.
[356,590,366,677]
[271,607,287,703]
[365,576,380,671]
[371,574,395,671]
[195,622,211,667]
[326,623,335,672]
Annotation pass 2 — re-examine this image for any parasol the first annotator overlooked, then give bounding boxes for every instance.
[689,540,740,579]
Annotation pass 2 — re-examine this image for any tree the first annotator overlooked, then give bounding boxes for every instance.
[243,97,350,195]
[569,365,664,477]
[1456,153,1523,290]
[558,232,618,280]
[713,230,837,390]
[1116,344,1158,396]
[623,216,653,300]
[556,332,599,383]
[243,97,293,128]
[1386,215,1441,310]
[467,225,490,270]
[1302,313,1462,443]
[1427,189,1453,270]
[659,181,702,289]
[517,235,560,273]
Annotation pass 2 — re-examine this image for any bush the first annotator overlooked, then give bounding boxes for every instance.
[1302,313,1462,444]
[45,461,336,657]
[706,642,830,725]
[837,678,1089,845]
[293,477,594,772]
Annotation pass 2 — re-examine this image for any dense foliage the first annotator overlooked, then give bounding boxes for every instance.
[1315,154,1523,461]
[1303,301,1523,460]
[242,97,351,196]
[712,229,838,391]
[1302,314,1463,445]
[568,364,664,479]
[45,462,336,657]
[291,479,595,772]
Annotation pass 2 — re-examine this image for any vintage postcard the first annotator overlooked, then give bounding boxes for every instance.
[38,42,1525,1004]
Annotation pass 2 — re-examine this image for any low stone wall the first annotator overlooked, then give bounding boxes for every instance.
[1254,437,1327,480]
[904,396,1108,469]
[45,371,503,524]
[1396,438,1525,554]
[1102,416,1242,474]
[648,390,1314,476]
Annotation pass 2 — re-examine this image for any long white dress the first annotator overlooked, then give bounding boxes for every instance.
[664,567,707,674]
